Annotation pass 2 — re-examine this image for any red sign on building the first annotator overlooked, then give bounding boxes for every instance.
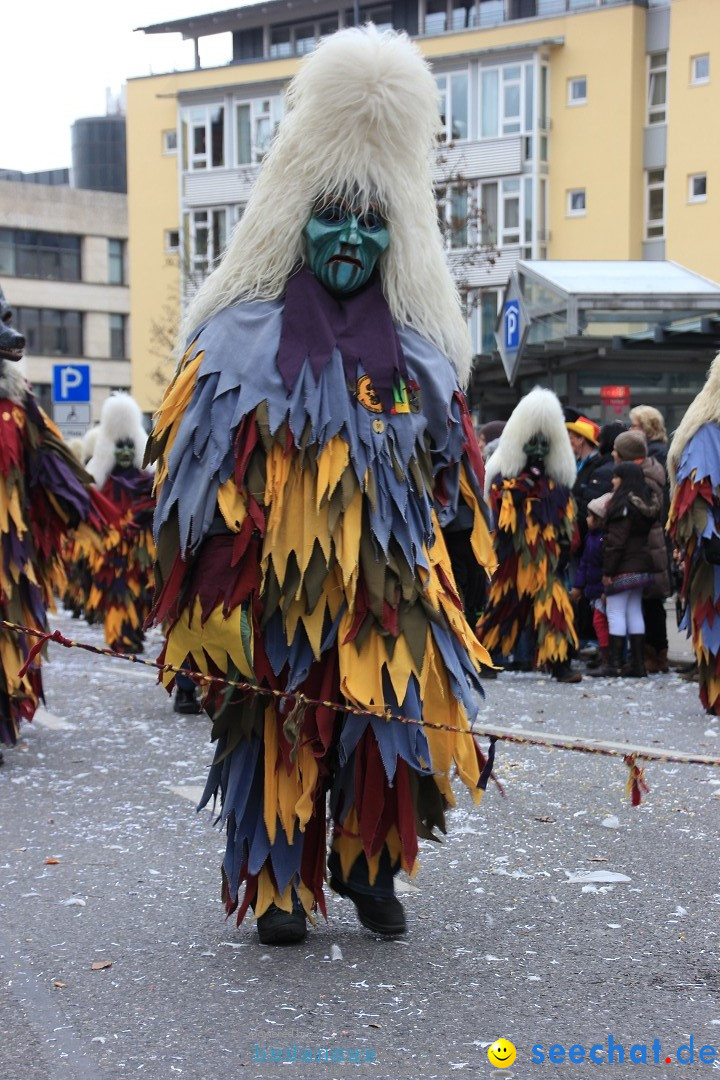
[600,385,631,413]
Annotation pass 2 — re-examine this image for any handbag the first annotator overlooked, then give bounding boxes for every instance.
[605,571,655,595]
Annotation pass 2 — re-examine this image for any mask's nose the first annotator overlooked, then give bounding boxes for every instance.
[339,214,361,246]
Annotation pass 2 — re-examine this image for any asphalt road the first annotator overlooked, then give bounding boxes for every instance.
[1,607,719,1080]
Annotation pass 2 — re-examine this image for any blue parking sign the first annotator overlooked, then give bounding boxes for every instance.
[504,300,520,351]
[53,363,91,403]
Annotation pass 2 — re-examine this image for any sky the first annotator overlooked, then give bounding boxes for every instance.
[6,0,242,173]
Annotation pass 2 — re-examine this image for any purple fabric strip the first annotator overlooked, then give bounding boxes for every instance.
[277,266,408,413]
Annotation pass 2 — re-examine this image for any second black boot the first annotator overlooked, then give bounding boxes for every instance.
[622,634,647,678]
[587,635,623,677]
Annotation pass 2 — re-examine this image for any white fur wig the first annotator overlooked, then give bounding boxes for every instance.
[87,393,148,488]
[181,25,472,386]
[483,386,578,496]
[667,351,720,487]
[81,424,101,466]
[0,360,29,406]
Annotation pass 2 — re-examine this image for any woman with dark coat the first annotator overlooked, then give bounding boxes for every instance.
[596,462,661,677]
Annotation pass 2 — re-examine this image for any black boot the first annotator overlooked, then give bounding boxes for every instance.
[587,635,622,677]
[551,660,582,683]
[256,895,307,945]
[327,849,406,936]
[173,686,202,714]
[622,634,647,678]
[329,874,407,936]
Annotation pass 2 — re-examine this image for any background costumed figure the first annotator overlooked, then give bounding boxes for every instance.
[477,387,581,683]
[668,353,720,714]
[146,26,495,943]
[0,284,110,762]
[86,394,155,654]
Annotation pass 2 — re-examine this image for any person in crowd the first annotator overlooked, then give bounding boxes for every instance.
[613,428,671,671]
[627,405,672,672]
[477,420,507,462]
[0,283,110,765]
[592,462,660,678]
[667,353,720,714]
[144,27,495,945]
[570,493,611,670]
[478,386,581,683]
[565,413,602,536]
[85,393,155,655]
[586,421,627,501]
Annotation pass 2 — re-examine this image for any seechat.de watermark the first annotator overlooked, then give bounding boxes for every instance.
[252,1044,374,1063]
[531,1036,717,1066]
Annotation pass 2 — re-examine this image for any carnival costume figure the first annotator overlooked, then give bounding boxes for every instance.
[0,285,110,761]
[668,353,720,714]
[146,26,495,943]
[86,394,155,654]
[477,387,581,683]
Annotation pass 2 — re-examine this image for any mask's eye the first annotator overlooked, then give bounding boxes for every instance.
[358,208,385,231]
[315,201,348,225]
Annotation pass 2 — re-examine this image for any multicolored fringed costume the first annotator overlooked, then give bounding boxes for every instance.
[476,387,580,682]
[668,390,720,713]
[148,268,495,924]
[478,469,578,664]
[86,394,155,654]
[0,360,108,748]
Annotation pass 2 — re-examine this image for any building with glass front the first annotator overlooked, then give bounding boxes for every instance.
[127,0,720,422]
[0,179,131,433]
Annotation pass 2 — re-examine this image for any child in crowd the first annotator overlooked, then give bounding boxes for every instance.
[570,494,611,670]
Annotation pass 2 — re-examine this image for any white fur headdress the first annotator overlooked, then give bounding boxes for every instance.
[181,25,472,385]
[667,351,720,487]
[81,424,101,465]
[484,386,577,495]
[87,393,148,488]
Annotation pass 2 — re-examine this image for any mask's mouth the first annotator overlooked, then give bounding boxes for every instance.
[0,344,24,361]
[328,254,362,268]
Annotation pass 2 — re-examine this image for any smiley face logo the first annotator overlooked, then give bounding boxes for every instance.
[488,1039,516,1068]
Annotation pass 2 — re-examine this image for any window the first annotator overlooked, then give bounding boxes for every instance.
[645,169,665,239]
[647,52,667,124]
[480,62,533,139]
[688,173,707,202]
[691,54,710,85]
[435,71,469,142]
[14,308,83,356]
[270,26,292,57]
[345,5,392,30]
[108,239,124,285]
[567,188,586,216]
[235,97,284,164]
[480,177,533,254]
[165,229,180,253]
[0,229,81,282]
[182,105,225,171]
[567,76,587,105]
[109,314,126,359]
[163,129,178,154]
[480,290,499,353]
[184,207,229,282]
[437,185,470,249]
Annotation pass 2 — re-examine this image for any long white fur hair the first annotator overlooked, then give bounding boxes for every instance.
[484,386,577,496]
[87,393,148,488]
[180,25,472,386]
[667,351,720,487]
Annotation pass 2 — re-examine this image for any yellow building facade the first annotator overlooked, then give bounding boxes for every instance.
[127,0,719,413]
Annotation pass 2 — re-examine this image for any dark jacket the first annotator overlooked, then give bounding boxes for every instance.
[641,455,671,597]
[603,490,660,579]
[573,452,606,541]
[586,453,616,502]
[574,529,604,600]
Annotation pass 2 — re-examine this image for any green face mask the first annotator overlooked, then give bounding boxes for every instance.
[114,438,136,470]
[303,198,390,295]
